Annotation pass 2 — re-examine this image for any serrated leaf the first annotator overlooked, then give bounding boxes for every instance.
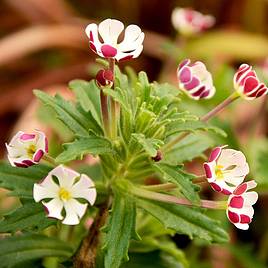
[138,71,151,103]
[103,190,138,268]
[69,79,102,127]
[153,163,199,204]
[34,90,101,136]
[131,133,164,157]
[0,234,73,268]
[164,134,214,164]
[137,198,229,243]
[0,203,56,233]
[103,87,130,111]
[166,120,227,137]
[56,135,114,163]
[0,162,52,198]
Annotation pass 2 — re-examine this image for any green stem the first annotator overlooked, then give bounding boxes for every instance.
[162,92,240,153]
[132,187,227,209]
[42,154,57,166]
[109,58,117,139]
[100,90,110,137]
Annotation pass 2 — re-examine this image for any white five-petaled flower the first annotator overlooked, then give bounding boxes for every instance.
[6,130,48,168]
[177,59,216,100]
[171,8,215,36]
[33,165,97,225]
[85,18,144,61]
[204,146,249,195]
[227,180,258,230]
[234,64,268,100]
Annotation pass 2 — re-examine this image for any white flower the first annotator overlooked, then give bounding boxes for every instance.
[33,165,97,225]
[171,8,215,36]
[227,180,258,230]
[6,130,48,168]
[204,146,249,195]
[85,18,144,61]
[177,59,215,100]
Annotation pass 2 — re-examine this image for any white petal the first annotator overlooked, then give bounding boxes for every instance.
[62,199,88,225]
[35,130,47,152]
[42,198,64,220]
[118,25,144,51]
[98,19,124,45]
[234,223,249,230]
[115,45,143,61]
[85,23,102,50]
[33,183,58,202]
[223,174,245,187]
[218,149,248,169]
[242,192,258,206]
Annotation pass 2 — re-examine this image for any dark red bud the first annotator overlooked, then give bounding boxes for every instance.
[152,150,162,162]
[96,69,113,87]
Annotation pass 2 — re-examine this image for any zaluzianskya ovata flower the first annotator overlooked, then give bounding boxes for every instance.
[33,165,97,225]
[85,18,144,61]
[96,69,113,88]
[6,130,48,168]
[204,146,249,195]
[171,7,215,36]
[177,59,216,100]
[227,180,258,230]
[234,64,268,100]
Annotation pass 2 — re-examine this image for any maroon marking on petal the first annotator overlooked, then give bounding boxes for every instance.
[119,55,133,61]
[199,90,210,99]
[179,67,191,83]
[89,42,97,53]
[192,86,206,97]
[45,137,49,153]
[20,133,35,141]
[235,65,251,83]
[22,160,35,167]
[233,183,247,195]
[228,210,239,223]
[221,188,232,195]
[229,196,244,208]
[101,45,117,58]
[184,77,200,91]
[14,162,28,168]
[243,77,259,94]
[240,214,251,224]
[179,59,190,69]
[209,147,221,162]
[238,70,256,86]
[33,150,44,162]
[256,87,268,98]
[210,182,221,192]
[203,163,212,178]
[89,31,94,42]
[247,84,265,98]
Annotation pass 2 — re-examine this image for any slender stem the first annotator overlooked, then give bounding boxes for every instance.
[142,182,176,191]
[108,58,117,139]
[162,92,240,153]
[200,92,239,122]
[100,90,110,137]
[133,187,226,209]
[42,154,57,166]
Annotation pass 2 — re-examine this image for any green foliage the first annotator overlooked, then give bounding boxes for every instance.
[56,134,114,163]
[153,163,199,204]
[103,190,138,268]
[0,234,73,268]
[0,203,55,233]
[136,198,228,243]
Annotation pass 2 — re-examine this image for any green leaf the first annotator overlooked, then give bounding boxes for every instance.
[166,120,226,137]
[0,162,52,198]
[34,90,101,136]
[0,203,55,233]
[69,79,102,127]
[56,134,114,163]
[131,133,164,157]
[103,190,138,268]
[0,234,73,268]
[103,87,130,111]
[164,134,214,164]
[137,198,229,243]
[153,163,199,204]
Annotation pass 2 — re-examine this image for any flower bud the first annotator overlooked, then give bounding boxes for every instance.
[96,69,113,88]
[234,64,268,100]
[177,59,215,100]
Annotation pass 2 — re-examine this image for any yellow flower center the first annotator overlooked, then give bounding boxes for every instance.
[215,165,224,180]
[27,144,36,157]
[58,188,72,201]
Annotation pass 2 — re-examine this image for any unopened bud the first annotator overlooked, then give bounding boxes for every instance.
[96,69,113,88]
[152,150,162,162]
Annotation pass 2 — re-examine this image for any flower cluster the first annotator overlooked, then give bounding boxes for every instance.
[171,8,215,36]
[204,146,258,230]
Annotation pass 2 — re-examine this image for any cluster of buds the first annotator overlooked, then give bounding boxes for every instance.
[171,8,215,36]
[6,131,97,225]
[204,146,258,230]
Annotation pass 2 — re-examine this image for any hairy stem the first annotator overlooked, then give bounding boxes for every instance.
[74,199,110,268]
[100,90,110,137]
